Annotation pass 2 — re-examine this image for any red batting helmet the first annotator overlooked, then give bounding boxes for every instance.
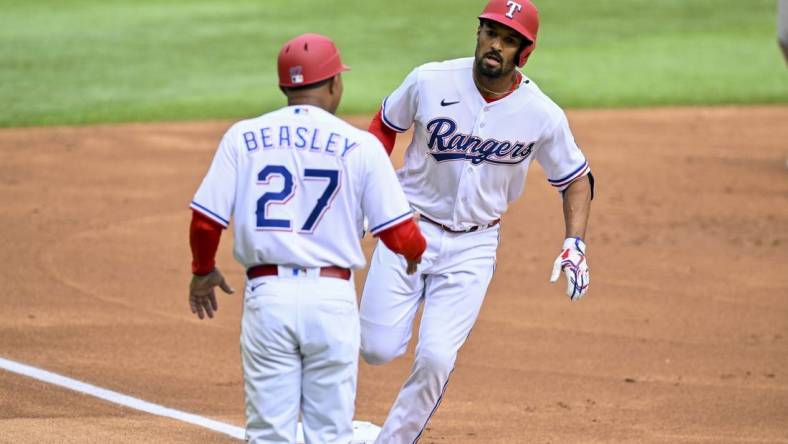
[277,33,350,87]
[478,0,540,67]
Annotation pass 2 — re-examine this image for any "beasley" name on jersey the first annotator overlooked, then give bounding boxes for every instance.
[242,126,359,158]
[426,117,535,165]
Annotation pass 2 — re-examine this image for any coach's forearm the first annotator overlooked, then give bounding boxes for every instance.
[190,210,224,275]
[562,175,592,240]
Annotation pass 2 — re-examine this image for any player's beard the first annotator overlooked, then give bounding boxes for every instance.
[474,50,510,79]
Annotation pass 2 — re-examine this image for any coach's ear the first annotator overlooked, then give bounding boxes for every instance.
[328,74,344,101]
[327,74,344,114]
[327,75,336,94]
[328,74,340,94]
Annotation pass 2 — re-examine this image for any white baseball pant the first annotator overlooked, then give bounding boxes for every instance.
[242,267,359,444]
[360,221,499,443]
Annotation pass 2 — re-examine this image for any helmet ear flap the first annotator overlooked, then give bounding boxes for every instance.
[516,39,535,67]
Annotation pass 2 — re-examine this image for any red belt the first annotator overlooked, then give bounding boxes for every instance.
[246,264,351,281]
[420,214,500,233]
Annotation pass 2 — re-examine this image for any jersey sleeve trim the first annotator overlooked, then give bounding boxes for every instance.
[547,160,590,188]
[190,201,229,227]
[369,210,412,235]
[380,97,408,133]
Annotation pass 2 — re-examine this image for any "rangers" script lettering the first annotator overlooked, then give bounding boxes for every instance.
[426,117,535,165]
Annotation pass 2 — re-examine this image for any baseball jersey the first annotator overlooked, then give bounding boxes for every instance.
[380,57,590,231]
[191,105,413,270]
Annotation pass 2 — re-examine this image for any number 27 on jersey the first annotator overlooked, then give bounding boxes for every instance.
[256,164,340,233]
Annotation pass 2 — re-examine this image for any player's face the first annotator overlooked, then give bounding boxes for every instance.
[475,21,523,78]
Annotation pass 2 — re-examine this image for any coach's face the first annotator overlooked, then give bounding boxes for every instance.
[475,20,523,78]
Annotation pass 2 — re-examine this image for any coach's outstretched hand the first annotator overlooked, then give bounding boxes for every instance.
[189,267,235,319]
[549,237,589,301]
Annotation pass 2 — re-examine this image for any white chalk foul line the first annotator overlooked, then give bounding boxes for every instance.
[0,355,245,440]
[0,355,382,443]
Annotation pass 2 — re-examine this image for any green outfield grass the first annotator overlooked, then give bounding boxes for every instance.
[1,0,786,127]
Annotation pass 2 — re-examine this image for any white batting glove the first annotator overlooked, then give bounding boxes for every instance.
[549,237,589,301]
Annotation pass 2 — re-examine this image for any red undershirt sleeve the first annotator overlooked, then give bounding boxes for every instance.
[378,218,426,261]
[190,210,224,275]
[368,110,397,156]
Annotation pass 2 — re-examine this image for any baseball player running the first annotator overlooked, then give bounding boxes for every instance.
[360,0,594,442]
[187,34,426,444]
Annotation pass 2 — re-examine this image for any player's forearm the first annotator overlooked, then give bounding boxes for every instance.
[562,175,592,239]
[368,110,397,156]
[378,218,426,261]
[190,210,224,275]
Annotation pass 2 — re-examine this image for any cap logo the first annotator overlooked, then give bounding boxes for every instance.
[505,1,523,19]
[289,66,304,84]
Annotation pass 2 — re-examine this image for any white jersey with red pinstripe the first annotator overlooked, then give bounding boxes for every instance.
[380,57,589,230]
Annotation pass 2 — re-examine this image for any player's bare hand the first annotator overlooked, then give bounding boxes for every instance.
[549,237,589,301]
[406,257,421,275]
[189,267,235,320]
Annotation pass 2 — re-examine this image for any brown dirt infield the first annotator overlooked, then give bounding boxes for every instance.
[0,106,786,443]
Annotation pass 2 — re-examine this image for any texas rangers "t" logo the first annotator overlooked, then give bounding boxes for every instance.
[505,1,523,18]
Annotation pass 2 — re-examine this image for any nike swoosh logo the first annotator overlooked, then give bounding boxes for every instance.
[440,99,460,107]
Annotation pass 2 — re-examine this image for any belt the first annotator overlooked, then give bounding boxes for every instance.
[246,264,351,281]
[420,214,500,233]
